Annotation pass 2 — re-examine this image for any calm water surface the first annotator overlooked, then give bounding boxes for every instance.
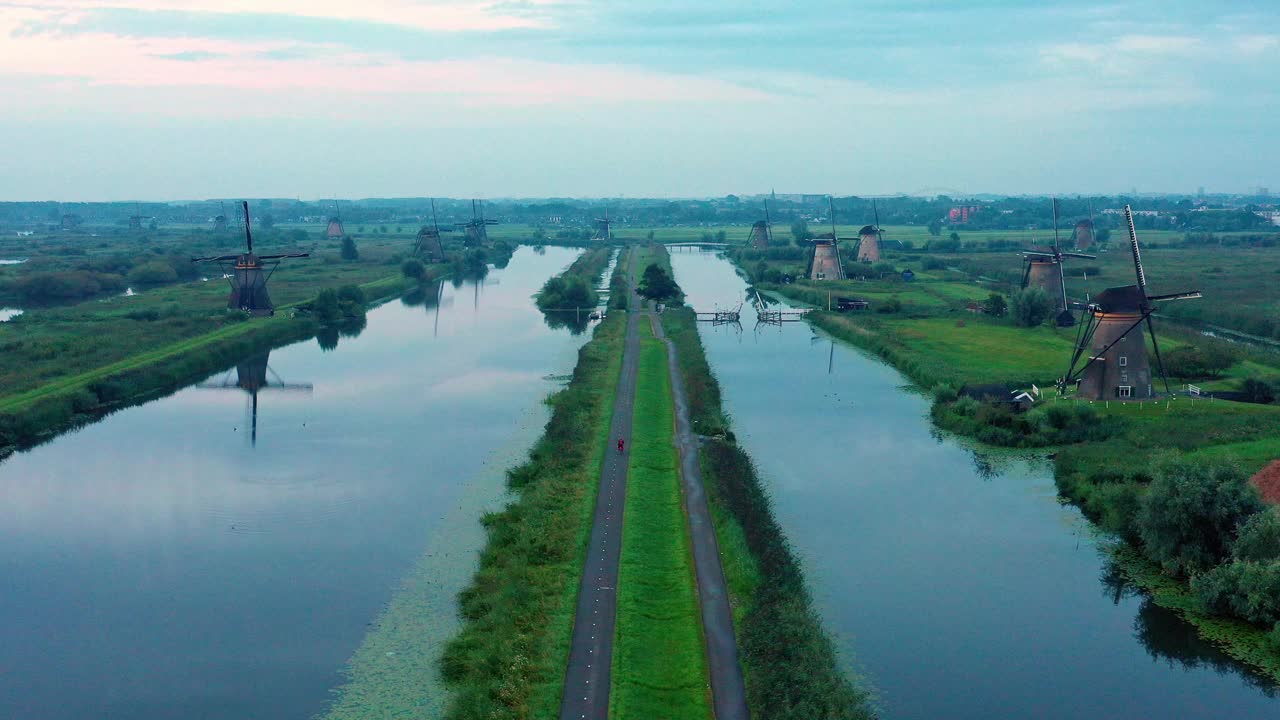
[0,308,20,322]
[670,248,1279,720]
[0,247,592,719]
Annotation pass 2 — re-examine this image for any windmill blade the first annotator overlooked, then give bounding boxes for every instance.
[242,200,254,253]
[1021,251,1056,259]
[1051,196,1061,252]
[1021,259,1032,288]
[431,198,440,234]
[1057,255,1069,310]
[1059,252,1097,260]
[1147,290,1202,302]
[873,198,884,244]
[256,252,311,260]
[1146,315,1172,395]
[191,254,240,263]
[1123,204,1147,294]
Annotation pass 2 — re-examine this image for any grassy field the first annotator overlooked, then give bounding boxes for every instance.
[610,320,711,719]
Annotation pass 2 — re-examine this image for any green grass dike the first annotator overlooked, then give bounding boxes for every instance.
[659,306,876,719]
[609,319,711,719]
[740,253,1280,685]
[0,271,407,458]
[425,293,626,717]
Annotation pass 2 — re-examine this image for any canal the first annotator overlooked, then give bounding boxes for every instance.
[669,248,1279,719]
[0,246,593,719]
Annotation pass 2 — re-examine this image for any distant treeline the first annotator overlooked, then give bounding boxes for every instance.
[5,193,1277,234]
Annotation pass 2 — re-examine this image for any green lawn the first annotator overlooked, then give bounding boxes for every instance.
[610,321,711,720]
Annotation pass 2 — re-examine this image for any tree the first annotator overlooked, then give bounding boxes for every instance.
[401,258,426,280]
[1137,458,1264,576]
[790,220,812,244]
[928,218,943,237]
[949,231,961,243]
[340,236,359,261]
[1010,287,1053,326]
[637,263,679,303]
[1164,345,1238,379]
[984,293,1008,317]
[647,230,655,241]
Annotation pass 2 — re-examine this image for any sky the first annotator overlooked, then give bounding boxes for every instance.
[1,0,1277,200]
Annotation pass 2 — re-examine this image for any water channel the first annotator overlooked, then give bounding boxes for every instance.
[0,246,593,719]
[669,248,1279,719]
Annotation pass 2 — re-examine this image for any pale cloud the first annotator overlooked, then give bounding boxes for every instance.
[0,10,767,105]
[2,0,560,32]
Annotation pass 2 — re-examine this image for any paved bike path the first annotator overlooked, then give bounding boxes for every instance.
[651,313,750,720]
[560,257,640,720]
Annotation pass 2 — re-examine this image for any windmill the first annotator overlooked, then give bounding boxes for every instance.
[856,199,884,263]
[748,201,773,249]
[1073,202,1096,251]
[196,351,312,447]
[325,201,345,240]
[414,198,446,262]
[191,201,310,316]
[806,196,847,281]
[458,199,498,247]
[1059,205,1201,400]
[213,201,229,233]
[129,203,148,232]
[593,207,613,241]
[1020,198,1096,326]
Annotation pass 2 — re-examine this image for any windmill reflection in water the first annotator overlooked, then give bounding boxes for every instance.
[198,352,313,447]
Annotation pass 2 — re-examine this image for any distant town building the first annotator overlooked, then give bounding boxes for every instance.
[949,206,979,223]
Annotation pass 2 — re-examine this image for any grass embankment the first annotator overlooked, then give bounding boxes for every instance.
[535,247,612,334]
[438,267,627,718]
[610,320,711,719]
[750,263,1280,683]
[660,307,875,719]
[0,271,408,456]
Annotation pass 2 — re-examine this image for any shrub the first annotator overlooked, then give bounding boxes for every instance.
[128,261,178,285]
[1163,344,1238,380]
[1232,508,1280,562]
[875,297,902,314]
[922,257,947,271]
[401,259,426,280]
[983,293,1008,317]
[1240,377,1276,404]
[1136,459,1264,576]
[1192,559,1280,625]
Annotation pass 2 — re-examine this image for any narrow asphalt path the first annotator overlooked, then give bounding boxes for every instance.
[560,252,640,720]
[651,312,751,720]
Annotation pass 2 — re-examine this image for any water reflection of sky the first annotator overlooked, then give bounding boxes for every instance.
[0,246,591,720]
[0,307,22,321]
[671,250,1279,720]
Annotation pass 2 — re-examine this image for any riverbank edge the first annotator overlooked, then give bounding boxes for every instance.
[659,303,876,718]
[0,273,408,460]
[755,280,1280,685]
[438,258,628,718]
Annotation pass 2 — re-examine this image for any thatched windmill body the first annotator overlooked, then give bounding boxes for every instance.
[197,351,312,447]
[593,207,612,241]
[414,198,446,262]
[856,200,884,262]
[325,202,345,240]
[1060,205,1201,400]
[192,201,310,316]
[806,197,846,281]
[1020,199,1096,326]
[748,201,773,250]
[458,199,498,247]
